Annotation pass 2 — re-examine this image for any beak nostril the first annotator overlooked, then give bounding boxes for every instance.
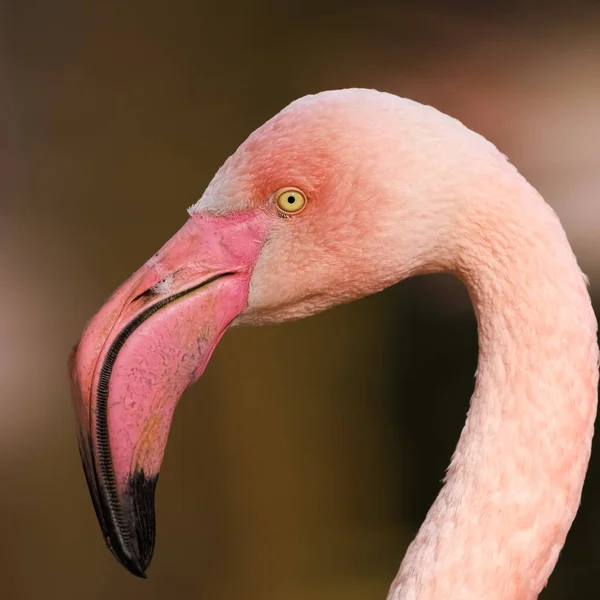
[132,274,174,302]
[131,287,157,303]
[132,271,229,304]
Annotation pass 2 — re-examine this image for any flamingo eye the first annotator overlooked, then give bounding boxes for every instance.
[275,188,307,215]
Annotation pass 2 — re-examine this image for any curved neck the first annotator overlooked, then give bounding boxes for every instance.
[389,184,598,600]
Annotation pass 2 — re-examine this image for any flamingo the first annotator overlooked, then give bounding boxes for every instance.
[69,88,599,599]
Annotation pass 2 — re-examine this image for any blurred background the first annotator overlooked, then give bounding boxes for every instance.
[1,1,599,598]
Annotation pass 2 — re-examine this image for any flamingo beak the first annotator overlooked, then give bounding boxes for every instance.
[69,211,268,577]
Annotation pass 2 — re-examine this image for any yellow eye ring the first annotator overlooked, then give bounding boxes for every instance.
[275,188,307,215]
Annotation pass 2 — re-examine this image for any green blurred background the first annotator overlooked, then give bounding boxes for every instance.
[1,1,599,598]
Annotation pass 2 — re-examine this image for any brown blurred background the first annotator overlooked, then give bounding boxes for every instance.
[1,1,599,599]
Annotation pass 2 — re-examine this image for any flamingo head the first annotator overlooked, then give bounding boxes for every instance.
[69,89,482,577]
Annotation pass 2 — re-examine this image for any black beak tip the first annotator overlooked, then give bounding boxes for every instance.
[129,565,148,580]
[80,434,159,580]
[104,470,158,578]
[107,539,149,579]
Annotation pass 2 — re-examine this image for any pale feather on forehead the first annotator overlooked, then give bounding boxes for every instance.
[190,89,443,215]
[189,87,507,219]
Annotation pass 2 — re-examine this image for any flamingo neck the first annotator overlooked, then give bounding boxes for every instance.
[388,184,598,600]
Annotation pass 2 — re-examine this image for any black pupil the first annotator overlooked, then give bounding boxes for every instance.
[287,196,295,204]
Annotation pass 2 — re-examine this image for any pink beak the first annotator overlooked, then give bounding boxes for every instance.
[69,210,269,577]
